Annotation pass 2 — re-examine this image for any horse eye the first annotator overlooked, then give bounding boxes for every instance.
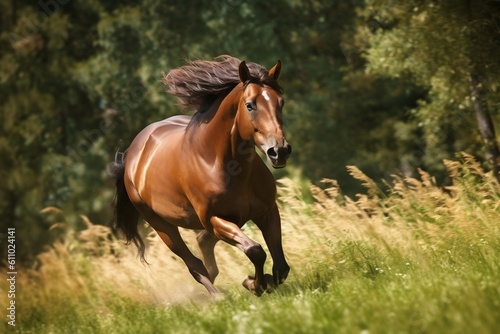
[245,102,254,111]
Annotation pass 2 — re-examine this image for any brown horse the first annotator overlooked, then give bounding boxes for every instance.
[110,56,291,297]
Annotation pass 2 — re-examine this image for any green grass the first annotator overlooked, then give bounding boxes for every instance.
[3,153,500,333]
[13,244,500,334]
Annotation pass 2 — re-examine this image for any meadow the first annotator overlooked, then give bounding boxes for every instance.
[2,153,499,333]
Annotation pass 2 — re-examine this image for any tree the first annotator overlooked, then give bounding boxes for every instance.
[0,0,249,262]
[0,1,105,261]
[358,0,500,179]
[6,0,494,263]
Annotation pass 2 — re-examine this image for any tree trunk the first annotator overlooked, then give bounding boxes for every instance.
[469,74,500,181]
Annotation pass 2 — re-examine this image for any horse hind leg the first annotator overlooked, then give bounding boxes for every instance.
[147,216,218,297]
[197,230,220,283]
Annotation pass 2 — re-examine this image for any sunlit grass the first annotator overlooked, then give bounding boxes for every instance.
[2,152,499,333]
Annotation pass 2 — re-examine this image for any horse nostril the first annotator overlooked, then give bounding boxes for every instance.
[286,144,292,156]
[267,147,278,159]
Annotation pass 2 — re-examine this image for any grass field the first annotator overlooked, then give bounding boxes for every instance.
[3,153,500,333]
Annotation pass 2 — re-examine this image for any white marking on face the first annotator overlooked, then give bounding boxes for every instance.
[262,90,270,101]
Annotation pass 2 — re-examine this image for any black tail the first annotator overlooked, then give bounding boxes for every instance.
[109,152,147,263]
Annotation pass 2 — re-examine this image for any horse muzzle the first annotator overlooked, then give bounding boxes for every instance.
[266,142,292,169]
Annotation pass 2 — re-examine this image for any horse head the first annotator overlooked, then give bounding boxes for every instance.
[236,60,292,168]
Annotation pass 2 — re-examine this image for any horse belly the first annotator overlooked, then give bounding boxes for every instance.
[151,198,203,229]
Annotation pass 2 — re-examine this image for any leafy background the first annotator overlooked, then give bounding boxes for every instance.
[1,0,499,263]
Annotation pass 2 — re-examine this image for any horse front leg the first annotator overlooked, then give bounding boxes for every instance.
[210,216,267,296]
[253,203,290,289]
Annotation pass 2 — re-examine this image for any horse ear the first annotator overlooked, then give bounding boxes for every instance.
[268,60,282,80]
[239,61,250,83]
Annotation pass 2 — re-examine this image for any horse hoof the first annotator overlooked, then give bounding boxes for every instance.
[264,274,276,293]
[242,276,264,297]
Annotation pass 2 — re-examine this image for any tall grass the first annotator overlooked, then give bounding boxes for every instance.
[2,152,499,333]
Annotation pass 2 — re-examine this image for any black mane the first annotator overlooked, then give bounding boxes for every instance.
[162,55,283,115]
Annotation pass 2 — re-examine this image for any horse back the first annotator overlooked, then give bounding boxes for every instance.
[125,115,190,177]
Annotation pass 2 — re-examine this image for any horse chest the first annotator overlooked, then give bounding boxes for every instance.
[202,177,272,225]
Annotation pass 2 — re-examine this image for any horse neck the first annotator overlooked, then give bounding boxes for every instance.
[199,84,256,171]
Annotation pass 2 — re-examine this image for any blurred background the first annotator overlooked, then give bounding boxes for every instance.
[1,0,499,262]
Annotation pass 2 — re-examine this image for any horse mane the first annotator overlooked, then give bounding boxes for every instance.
[162,55,283,114]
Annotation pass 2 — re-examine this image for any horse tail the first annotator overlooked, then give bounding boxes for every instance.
[109,152,147,263]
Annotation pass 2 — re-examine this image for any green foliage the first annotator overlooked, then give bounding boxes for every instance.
[359,0,500,176]
[0,0,499,265]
